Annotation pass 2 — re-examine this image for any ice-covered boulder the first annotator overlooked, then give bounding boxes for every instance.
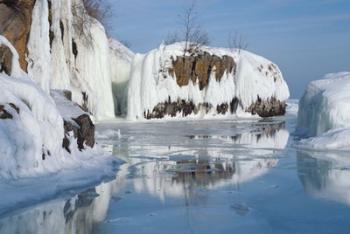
[297,72,350,150]
[0,36,112,179]
[298,72,350,136]
[127,43,290,120]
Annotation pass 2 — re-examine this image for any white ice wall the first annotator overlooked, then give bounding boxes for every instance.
[109,39,134,116]
[26,0,115,120]
[297,72,350,137]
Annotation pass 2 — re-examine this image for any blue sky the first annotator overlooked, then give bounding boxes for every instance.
[105,0,350,98]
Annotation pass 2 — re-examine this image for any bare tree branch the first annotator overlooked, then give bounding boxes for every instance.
[227,31,248,53]
[165,0,210,54]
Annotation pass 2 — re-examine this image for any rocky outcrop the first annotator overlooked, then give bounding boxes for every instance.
[57,89,95,153]
[247,97,286,117]
[0,0,36,72]
[168,52,236,90]
[63,115,95,153]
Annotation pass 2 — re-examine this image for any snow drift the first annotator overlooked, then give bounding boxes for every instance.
[297,72,350,150]
[127,43,290,120]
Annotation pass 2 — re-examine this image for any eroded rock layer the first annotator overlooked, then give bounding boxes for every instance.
[169,52,235,90]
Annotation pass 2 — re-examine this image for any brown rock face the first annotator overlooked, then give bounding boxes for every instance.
[247,97,286,117]
[169,52,235,90]
[0,0,36,73]
[0,45,12,74]
[63,114,95,152]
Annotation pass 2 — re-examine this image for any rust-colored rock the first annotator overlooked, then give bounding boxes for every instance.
[0,0,36,73]
[169,52,235,90]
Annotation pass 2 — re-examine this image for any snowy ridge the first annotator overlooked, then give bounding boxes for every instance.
[26,0,115,120]
[297,72,350,150]
[127,42,290,120]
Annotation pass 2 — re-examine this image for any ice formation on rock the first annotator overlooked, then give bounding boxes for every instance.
[297,72,350,150]
[127,43,290,120]
[0,35,114,179]
[25,0,115,120]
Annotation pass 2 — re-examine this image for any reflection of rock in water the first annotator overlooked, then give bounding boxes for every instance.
[185,121,286,145]
[171,158,235,188]
[131,121,287,201]
[297,151,350,206]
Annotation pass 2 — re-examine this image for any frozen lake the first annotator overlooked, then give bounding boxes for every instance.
[1,114,350,234]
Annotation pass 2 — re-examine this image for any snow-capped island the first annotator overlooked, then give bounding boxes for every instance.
[127,43,290,120]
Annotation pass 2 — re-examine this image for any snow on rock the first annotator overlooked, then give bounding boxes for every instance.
[297,72,350,150]
[0,36,117,180]
[0,36,25,78]
[25,0,115,120]
[127,42,290,120]
[109,39,135,116]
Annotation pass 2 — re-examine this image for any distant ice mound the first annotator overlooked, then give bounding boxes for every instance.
[297,72,350,150]
[127,42,290,120]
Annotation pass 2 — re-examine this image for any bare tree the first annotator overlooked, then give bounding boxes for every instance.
[164,31,180,45]
[72,0,112,46]
[82,0,111,25]
[227,31,248,53]
[165,1,210,54]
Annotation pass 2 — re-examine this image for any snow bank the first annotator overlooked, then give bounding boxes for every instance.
[109,39,135,116]
[127,42,289,120]
[26,0,115,120]
[297,72,350,150]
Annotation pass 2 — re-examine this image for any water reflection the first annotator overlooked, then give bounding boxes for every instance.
[0,120,289,233]
[297,151,350,205]
[108,120,289,201]
[0,165,128,234]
